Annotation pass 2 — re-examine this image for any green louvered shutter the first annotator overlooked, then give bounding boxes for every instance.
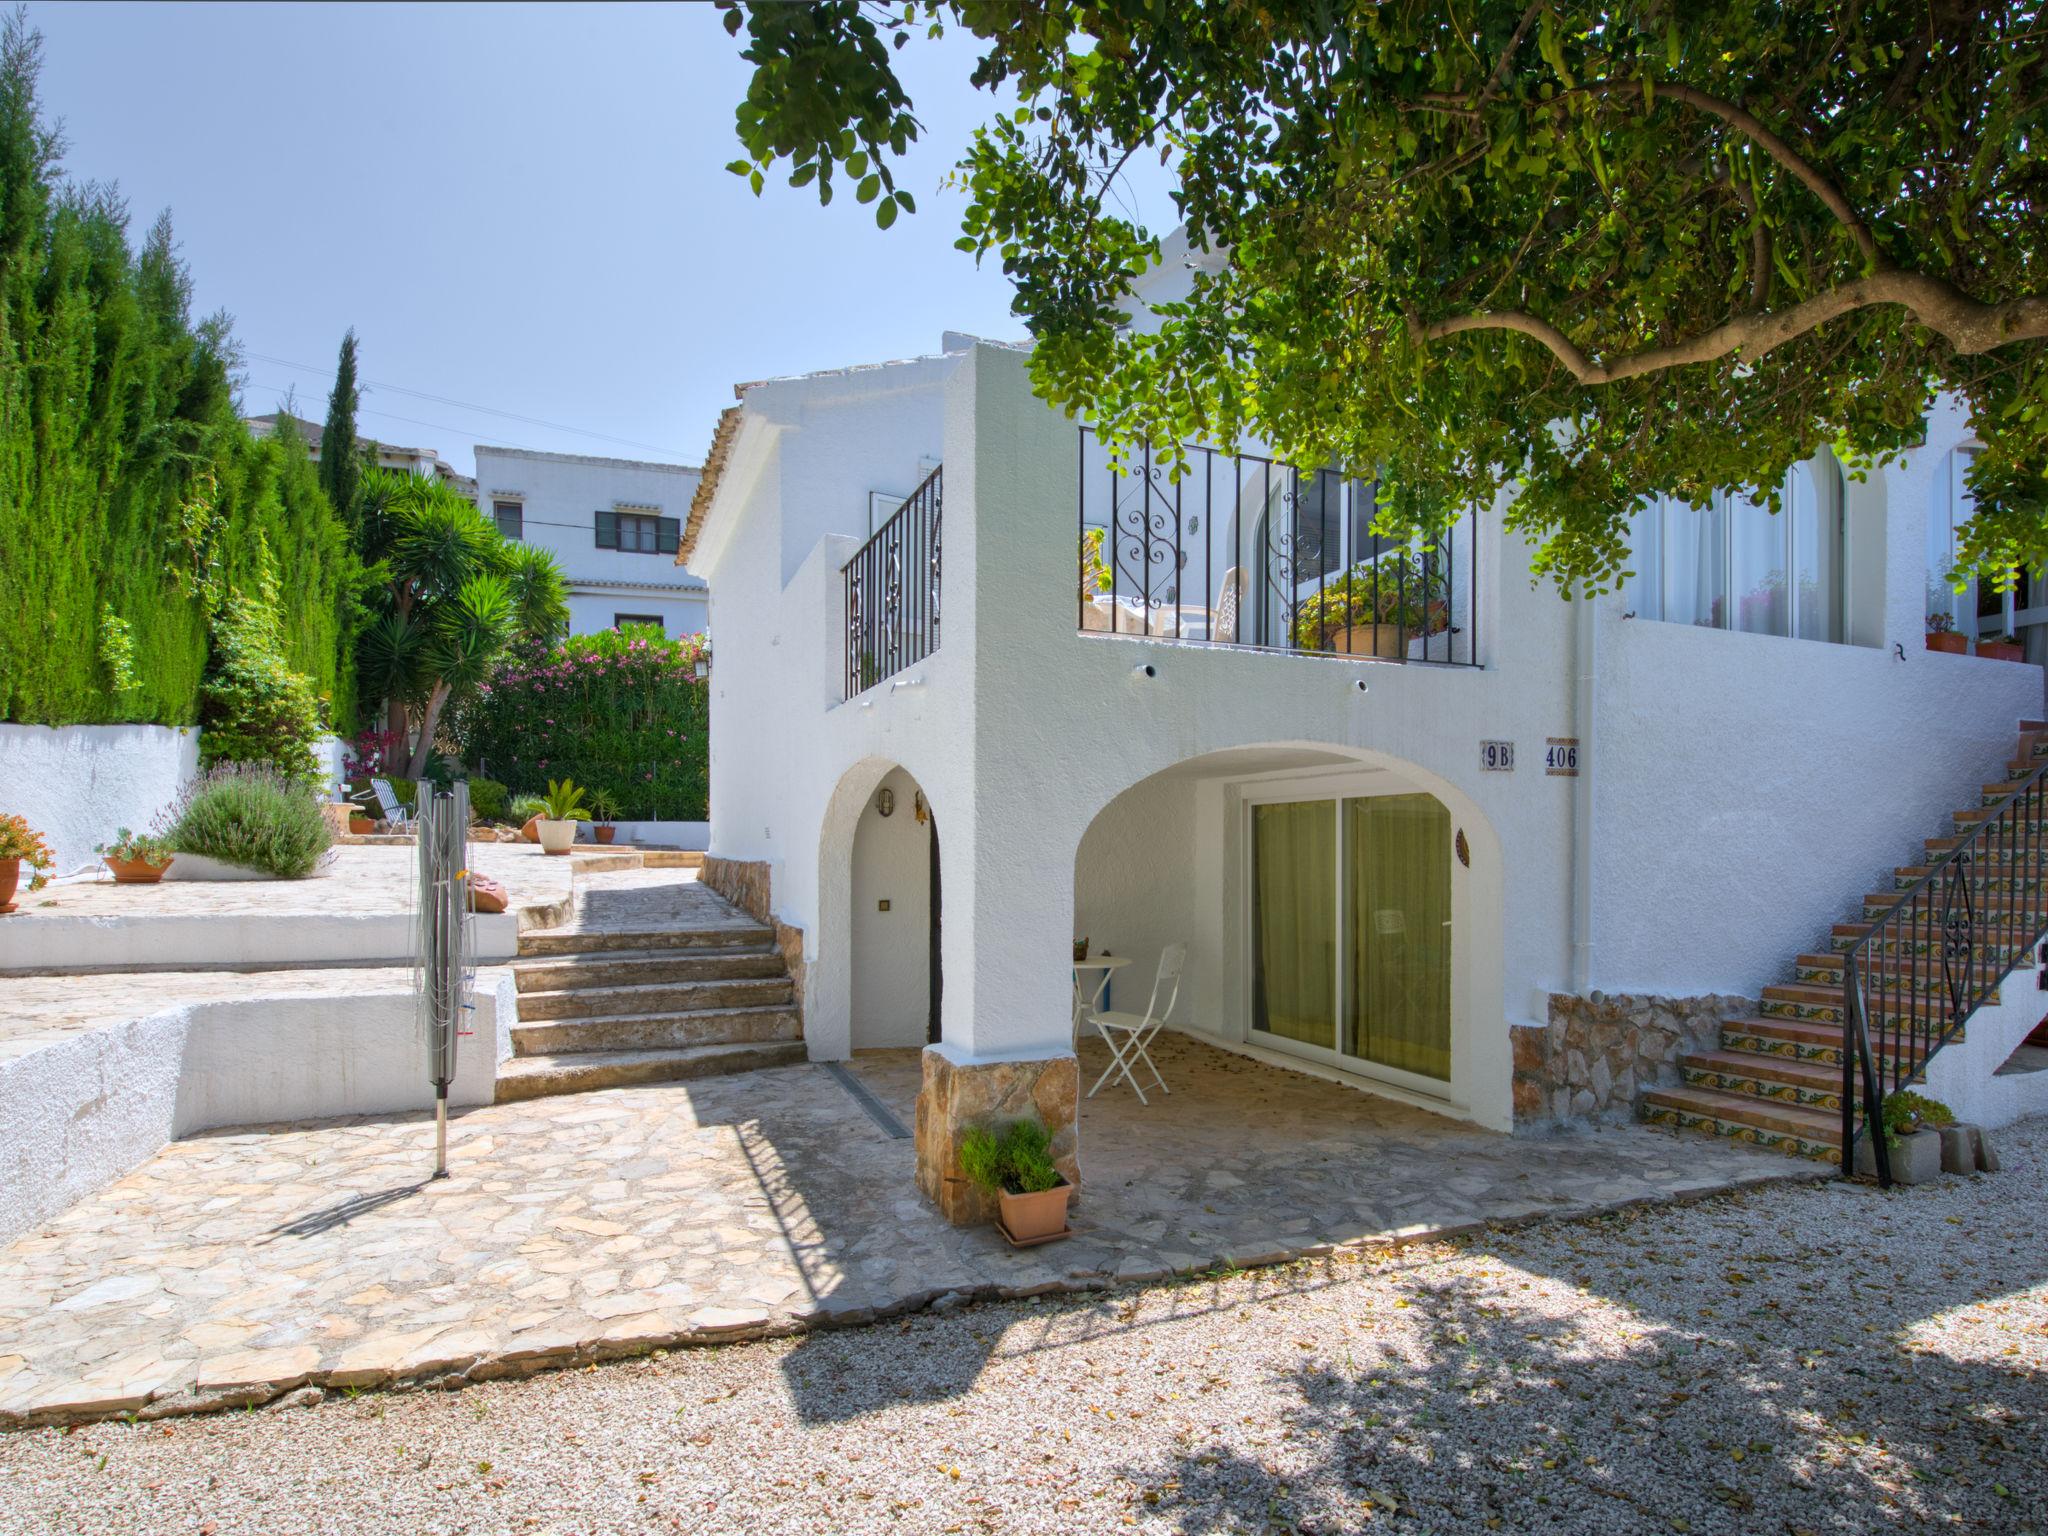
[595,509,618,549]
[656,517,680,555]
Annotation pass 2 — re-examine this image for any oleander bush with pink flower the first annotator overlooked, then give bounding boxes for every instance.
[448,628,709,821]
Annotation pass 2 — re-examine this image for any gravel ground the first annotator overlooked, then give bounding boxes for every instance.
[2,1119,2043,1536]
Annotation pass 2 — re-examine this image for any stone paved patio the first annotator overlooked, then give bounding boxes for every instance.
[0,1033,1819,1427]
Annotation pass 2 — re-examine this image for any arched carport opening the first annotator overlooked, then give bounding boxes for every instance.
[1072,741,1504,1122]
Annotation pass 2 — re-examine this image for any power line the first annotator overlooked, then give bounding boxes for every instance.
[244,349,693,459]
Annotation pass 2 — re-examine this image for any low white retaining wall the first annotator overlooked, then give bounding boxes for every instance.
[0,969,515,1246]
[0,723,200,874]
[1925,970,2048,1131]
[0,725,347,875]
[605,820,709,850]
[0,911,521,973]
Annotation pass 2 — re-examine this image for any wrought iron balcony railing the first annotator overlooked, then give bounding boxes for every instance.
[843,463,941,698]
[1839,755,2048,1184]
[1077,428,1478,667]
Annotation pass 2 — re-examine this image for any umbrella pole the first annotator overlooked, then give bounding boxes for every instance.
[434,1085,449,1179]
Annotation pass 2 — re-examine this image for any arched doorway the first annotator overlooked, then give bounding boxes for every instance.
[849,765,942,1050]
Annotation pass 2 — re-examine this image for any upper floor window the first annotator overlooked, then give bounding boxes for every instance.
[595,508,680,555]
[1625,455,1846,644]
[492,499,523,540]
[1932,445,2045,650]
[614,613,664,634]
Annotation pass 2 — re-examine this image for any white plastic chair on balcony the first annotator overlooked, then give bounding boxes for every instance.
[1085,942,1185,1104]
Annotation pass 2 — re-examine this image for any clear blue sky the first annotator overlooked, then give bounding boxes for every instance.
[31,2,1177,477]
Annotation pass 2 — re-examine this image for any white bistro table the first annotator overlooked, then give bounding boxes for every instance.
[1071,954,1132,1042]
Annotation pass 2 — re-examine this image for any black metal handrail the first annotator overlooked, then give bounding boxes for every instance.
[843,464,941,698]
[1840,751,2048,1183]
[1077,428,1479,667]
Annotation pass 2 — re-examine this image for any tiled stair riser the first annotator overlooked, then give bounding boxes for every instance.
[1679,1067,1841,1113]
[1639,1103,1836,1161]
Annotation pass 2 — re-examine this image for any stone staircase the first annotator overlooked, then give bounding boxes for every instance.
[494,905,804,1103]
[1640,718,2048,1162]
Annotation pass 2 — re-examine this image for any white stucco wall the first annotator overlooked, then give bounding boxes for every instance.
[0,969,513,1246]
[850,766,934,1048]
[0,723,201,875]
[694,339,2040,1133]
[473,445,708,638]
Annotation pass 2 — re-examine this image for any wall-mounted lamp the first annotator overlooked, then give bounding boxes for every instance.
[875,787,896,818]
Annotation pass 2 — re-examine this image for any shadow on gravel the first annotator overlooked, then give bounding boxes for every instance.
[1129,1179,2048,1534]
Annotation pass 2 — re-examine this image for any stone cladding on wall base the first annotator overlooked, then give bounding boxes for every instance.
[700,855,805,1013]
[914,1050,1080,1226]
[1513,991,1753,1128]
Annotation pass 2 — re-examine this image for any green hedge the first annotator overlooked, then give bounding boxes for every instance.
[450,629,709,820]
[0,17,356,731]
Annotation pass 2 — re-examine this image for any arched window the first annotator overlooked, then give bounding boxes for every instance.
[1626,454,1846,643]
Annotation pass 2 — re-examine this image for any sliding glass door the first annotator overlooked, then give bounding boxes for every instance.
[1252,791,1452,1084]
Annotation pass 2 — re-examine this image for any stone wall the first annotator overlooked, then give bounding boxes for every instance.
[1513,990,1752,1128]
[914,1051,1080,1226]
[700,855,805,1015]
[700,856,771,923]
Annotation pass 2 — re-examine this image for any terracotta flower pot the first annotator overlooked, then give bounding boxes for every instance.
[348,815,374,836]
[0,856,17,912]
[997,1182,1073,1243]
[520,815,541,844]
[536,818,578,855]
[1926,630,1968,654]
[1324,624,1409,660]
[104,855,173,884]
[595,825,617,844]
[1978,639,2026,662]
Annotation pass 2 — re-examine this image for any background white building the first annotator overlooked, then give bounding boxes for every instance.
[473,445,709,639]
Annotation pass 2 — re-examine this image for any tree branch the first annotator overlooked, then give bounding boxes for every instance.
[1408,271,2048,385]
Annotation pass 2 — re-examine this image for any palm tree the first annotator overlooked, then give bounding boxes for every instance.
[354,471,567,777]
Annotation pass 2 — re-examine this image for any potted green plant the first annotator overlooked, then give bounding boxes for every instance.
[509,792,548,844]
[1291,551,1450,659]
[589,787,621,844]
[95,827,175,883]
[0,813,54,912]
[958,1117,1072,1244]
[1855,1089,1954,1184]
[535,778,590,856]
[1926,611,1967,654]
[1977,630,2025,662]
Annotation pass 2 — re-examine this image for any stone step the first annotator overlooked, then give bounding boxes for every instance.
[492,1040,808,1103]
[511,946,784,992]
[516,924,775,958]
[1639,1084,1840,1158]
[514,975,794,1021]
[511,1004,802,1057]
[1678,1048,1843,1112]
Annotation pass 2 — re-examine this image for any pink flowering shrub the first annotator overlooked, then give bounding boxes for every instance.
[448,629,709,819]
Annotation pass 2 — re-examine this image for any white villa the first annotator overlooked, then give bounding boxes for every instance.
[676,285,2048,1217]
[473,445,710,639]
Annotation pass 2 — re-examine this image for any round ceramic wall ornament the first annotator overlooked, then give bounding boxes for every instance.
[876,787,896,818]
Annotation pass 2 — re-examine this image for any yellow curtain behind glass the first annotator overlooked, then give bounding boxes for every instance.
[1346,794,1451,1080]
[1252,800,1337,1048]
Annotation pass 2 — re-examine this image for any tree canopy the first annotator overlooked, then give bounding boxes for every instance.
[722,1,2048,593]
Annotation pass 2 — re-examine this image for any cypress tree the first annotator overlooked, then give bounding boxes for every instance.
[319,327,361,532]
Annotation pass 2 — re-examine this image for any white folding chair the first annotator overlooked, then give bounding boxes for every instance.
[1086,942,1185,1104]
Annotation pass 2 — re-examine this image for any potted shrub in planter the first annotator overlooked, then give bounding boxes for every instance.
[1855,1089,1954,1184]
[1926,611,1968,654]
[535,778,591,856]
[510,793,548,844]
[164,763,333,880]
[95,827,175,883]
[1291,551,1450,660]
[589,788,621,844]
[1977,630,2026,662]
[0,813,54,912]
[959,1117,1072,1245]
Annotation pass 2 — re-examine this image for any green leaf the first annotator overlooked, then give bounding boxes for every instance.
[856,173,881,204]
[876,195,898,230]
